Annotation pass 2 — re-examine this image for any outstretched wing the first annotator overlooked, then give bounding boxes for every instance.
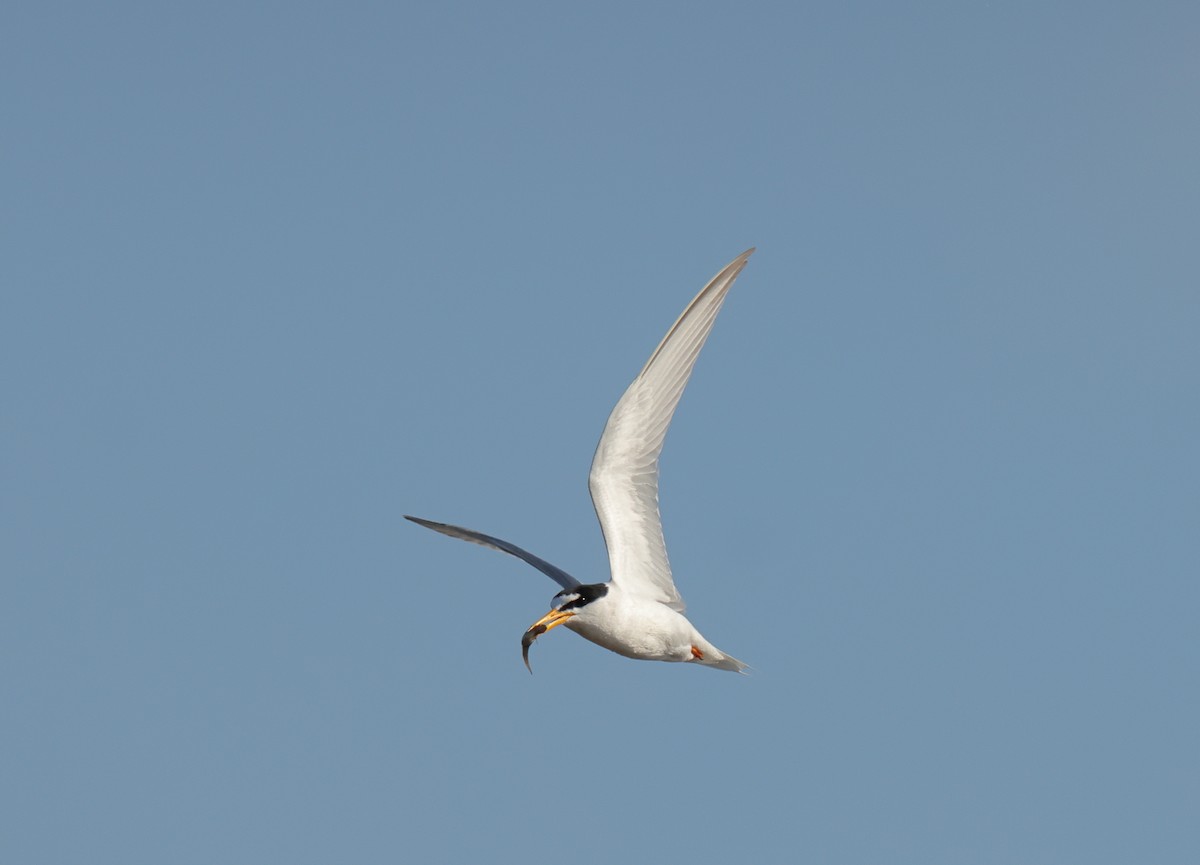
[404,515,581,590]
[587,249,754,611]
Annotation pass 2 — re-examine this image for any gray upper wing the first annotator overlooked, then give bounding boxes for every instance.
[405,515,581,590]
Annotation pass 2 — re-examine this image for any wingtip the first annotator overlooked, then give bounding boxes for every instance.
[724,247,756,275]
[728,247,755,266]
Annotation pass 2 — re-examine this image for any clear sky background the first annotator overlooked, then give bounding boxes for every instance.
[3,3,1198,863]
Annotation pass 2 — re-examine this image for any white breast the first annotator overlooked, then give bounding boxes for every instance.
[564,585,702,662]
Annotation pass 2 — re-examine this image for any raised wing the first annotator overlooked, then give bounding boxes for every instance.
[587,249,754,611]
[404,516,581,590]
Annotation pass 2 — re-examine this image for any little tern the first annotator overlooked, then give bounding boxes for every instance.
[406,249,754,672]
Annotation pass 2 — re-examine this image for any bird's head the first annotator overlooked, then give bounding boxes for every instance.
[521,583,609,673]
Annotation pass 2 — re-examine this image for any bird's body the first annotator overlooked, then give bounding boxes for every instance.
[407,249,755,673]
[562,583,743,671]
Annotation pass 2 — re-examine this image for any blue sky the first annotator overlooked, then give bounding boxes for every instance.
[3,2,1198,863]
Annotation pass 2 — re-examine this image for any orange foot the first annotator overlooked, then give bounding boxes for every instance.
[690,646,704,660]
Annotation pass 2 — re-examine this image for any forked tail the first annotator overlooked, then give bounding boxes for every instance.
[693,644,749,673]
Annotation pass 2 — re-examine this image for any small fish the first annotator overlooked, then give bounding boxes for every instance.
[521,623,548,673]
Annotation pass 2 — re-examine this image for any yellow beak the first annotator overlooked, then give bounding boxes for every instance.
[521,608,576,674]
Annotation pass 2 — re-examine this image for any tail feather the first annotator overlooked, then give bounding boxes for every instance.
[697,647,749,673]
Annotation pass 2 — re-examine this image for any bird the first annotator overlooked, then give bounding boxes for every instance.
[406,249,755,673]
